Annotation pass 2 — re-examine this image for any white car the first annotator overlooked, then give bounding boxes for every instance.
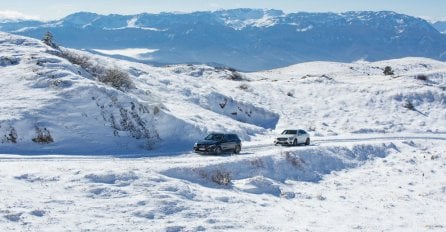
[274,129,310,146]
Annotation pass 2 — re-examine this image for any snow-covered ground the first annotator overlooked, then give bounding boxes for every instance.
[0,32,445,230]
[1,138,445,231]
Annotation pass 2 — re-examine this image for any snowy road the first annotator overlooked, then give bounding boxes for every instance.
[1,133,445,160]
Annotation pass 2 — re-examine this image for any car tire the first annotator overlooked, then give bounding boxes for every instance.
[234,145,241,154]
[293,139,297,146]
[305,138,310,146]
[215,146,222,155]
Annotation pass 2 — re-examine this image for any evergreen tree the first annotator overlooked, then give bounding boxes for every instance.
[42,31,58,49]
[383,66,394,75]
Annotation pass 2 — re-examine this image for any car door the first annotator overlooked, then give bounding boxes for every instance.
[223,134,237,151]
[297,130,304,143]
[220,134,231,151]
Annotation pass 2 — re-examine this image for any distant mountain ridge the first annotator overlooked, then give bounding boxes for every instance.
[1,9,445,71]
[432,21,446,34]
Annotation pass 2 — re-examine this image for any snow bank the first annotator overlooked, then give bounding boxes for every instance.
[162,143,398,195]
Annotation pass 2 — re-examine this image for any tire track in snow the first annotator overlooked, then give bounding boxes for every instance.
[1,134,445,162]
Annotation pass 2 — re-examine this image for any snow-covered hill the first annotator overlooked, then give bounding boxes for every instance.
[1,9,446,71]
[1,32,446,231]
[1,32,445,155]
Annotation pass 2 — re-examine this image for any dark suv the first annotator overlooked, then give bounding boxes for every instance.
[194,133,242,155]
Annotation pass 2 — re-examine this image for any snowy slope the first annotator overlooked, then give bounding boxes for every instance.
[1,33,446,231]
[1,32,446,155]
[0,32,274,155]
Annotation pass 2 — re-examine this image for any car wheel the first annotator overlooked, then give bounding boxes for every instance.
[214,146,222,155]
[234,145,241,154]
[305,138,310,146]
[293,139,297,146]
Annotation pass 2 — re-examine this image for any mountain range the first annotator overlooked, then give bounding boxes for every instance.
[1,9,446,71]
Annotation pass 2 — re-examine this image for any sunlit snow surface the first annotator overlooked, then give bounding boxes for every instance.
[0,32,445,231]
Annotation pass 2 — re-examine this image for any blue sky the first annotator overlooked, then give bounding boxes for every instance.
[0,0,445,21]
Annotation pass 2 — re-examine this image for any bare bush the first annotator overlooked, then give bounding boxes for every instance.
[63,51,92,70]
[32,127,54,144]
[3,127,17,143]
[99,68,135,90]
[403,100,415,110]
[416,74,428,81]
[317,194,327,201]
[61,50,134,91]
[284,152,305,168]
[229,71,243,81]
[250,158,264,168]
[238,83,249,90]
[211,170,231,185]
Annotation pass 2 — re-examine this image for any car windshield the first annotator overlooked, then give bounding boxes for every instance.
[204,134,223,141]
[281,130,297,135]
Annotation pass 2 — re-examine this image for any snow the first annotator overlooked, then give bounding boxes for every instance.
[99,17,165,31]
[222,9,280,30]
[0,32,446,230]
[0,139,445,230]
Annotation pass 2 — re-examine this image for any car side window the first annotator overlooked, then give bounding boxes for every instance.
[227,134,237,141]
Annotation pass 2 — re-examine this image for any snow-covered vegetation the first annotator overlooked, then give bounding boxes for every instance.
[0,32,445,230]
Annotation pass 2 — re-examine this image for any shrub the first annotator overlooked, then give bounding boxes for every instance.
[416,74,428,81]
[211,170,231,185]
[32,127,54,144]
[229,70,243,81]
[62,50,92,70]
[61,50,134,91]
[3,128,17,143]
[99,68,135,90]
[383,66,394,75]
[239,83,249,90]
[403,100,415,110]
[284,152,305,168]
[250,158,264,168]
